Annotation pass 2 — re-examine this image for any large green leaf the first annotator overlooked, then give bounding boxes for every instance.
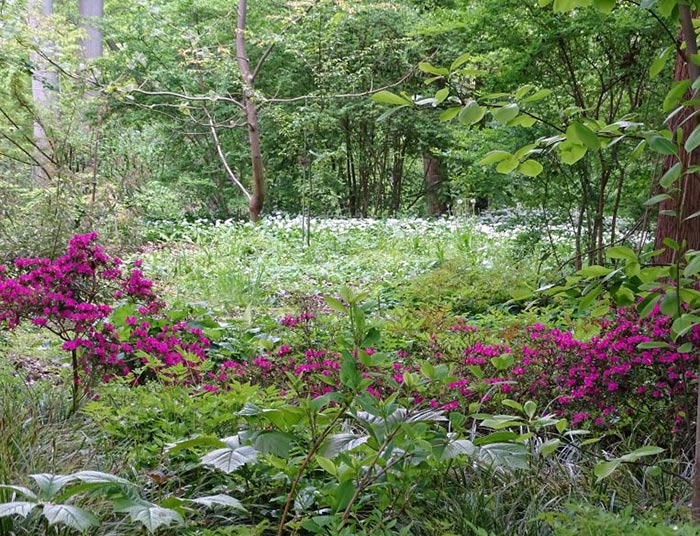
[559,139,587,165]
[371,91,411,106]
[492,103,520,123]
[459,100,486,125]
[0,502,37,519]
[518,159,543,177]
[442,439,475,459]
[594,459,621,481]
[592,0,615,12]
[571,121,600,150]
[320,433,369,458]
[190,494,246,511]
[663,80,691,112]
[648,134,678,156]
[30,474,74,498]
[120,503,183,533]
[478,150,512,165]
[201,437,258,473]
[42,503,99,531]
[686,124,700,153]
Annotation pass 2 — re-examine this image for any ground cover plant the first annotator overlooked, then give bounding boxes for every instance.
[0,221,697,535]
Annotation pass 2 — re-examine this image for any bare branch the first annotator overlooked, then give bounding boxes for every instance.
[262,68,416,104]
[204,107,251,200]
[127,87,245,109]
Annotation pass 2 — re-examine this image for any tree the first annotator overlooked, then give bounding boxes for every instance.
[236,0,264,222]
[27,0,58,183]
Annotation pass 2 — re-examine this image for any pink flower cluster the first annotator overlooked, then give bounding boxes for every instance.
[0,234,210,386]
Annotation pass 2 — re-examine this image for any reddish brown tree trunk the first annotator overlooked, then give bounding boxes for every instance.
[656,8,700,264]
[654,51,700,264]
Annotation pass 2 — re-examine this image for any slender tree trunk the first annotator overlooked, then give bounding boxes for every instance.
[27,0,57,183]
[237,0,265,222]
[423,151,446,216]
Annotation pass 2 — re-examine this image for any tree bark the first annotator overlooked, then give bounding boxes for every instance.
[27,0,57,183]
[237,0,265,222]
[423,151,446,216]
[655,8,700,264]
[78,0,103,62]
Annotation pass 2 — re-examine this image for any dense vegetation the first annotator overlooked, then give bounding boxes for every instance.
[3,0,700,534]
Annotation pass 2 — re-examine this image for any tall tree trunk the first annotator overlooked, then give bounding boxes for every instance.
[237,0,265,222]
[79,0,103,62]
[27,0,57,183]
[654,37,700,263]
[423,151,446,216]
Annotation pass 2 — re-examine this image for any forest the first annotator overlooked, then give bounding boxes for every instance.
[2,0,700,534]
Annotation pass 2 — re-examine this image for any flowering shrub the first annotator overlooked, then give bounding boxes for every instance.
[200,305,697,453]
[0,234,210,404]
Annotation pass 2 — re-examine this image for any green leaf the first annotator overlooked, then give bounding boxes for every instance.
[439,107,461,121]
[659,162,682,189]
[650,46,674,77]
[637,341,671,350]
[478,150,512,165]
[686,124,700,153]
[644,193,672,206]
[201,437,258,474]
[30,474,74,498]
[443,439,475,459]
[252,431,294,457]
[325,296,347,313]
[594,459,621,481]
[593,0,615,12]
[619,445,665,462]
[660,292,680,317]
[450,52,471,71]
[0,485,38,500]
[0,502,37,519]
[571,121,600,150]
[119,503,184,533]
[340,350,361,390]
[559,139,587,165]
[315,456,338,476]
[672,314,700,339]
[42,504,99,531]
[371,91,411,106]
[490,353,514,371]
[648,134,679,156]
[334,480,355,512]
[417,62,449,76]
[508,115,538,127]
[523,400,537,419]
[539,438,561,457]
[578,265,612,277]
[166,435,225,455]
[496,157,520,174]
[518,159,544,177]
[320,433,369,458]
[435,88,449,104]
[663,80,691,112]
[459,100,486,125]
[493,103,520,123]
[522,88,552,103]
[606,246,636,262]
[684,254,700,277]
[190,494,246,511]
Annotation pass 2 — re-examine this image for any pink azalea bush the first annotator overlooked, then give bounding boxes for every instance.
[204,306,698,452]
[0,234,210,399]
